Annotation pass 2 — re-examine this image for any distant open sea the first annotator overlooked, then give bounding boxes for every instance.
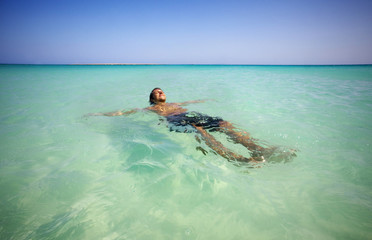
[0,64,371,239]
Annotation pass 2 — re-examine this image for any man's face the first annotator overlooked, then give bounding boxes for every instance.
[152,89,166,103]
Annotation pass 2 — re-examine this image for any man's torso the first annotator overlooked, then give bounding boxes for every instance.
[147,103,187,116]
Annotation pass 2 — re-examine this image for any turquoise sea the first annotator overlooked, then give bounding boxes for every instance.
[0,65,371,239]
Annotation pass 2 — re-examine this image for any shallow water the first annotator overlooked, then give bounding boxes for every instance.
[0,65,371,239]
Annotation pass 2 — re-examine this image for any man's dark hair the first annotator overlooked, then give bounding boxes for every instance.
[149,87,162,105]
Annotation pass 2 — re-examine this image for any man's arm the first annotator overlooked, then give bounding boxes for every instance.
[102,109,138,116]
[85,109,138,117]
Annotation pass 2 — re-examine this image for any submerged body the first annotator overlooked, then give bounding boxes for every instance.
[90,88,295,162]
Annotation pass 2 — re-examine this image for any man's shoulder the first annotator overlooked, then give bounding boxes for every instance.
[145,105,156,110]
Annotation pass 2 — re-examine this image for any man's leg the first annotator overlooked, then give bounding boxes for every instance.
[217,121,297,161]
[193,125,260,162]
[218,121,265,152]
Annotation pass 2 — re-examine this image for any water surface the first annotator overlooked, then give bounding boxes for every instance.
[0,65,371,239]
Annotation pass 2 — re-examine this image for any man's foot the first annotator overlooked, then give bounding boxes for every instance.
[258,147,297,162]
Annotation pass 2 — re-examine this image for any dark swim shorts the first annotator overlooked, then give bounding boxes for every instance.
[166,111,223,132]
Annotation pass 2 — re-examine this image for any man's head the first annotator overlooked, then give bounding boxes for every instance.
[149,88,166,105]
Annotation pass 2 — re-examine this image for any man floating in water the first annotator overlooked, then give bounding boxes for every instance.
[89,88,295,163]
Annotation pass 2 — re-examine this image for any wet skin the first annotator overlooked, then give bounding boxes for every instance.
[147,89,266,162]
[88,88,295,163]
[147,88,196,116]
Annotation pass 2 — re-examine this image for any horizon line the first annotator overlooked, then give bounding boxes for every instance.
[1,63,372,66]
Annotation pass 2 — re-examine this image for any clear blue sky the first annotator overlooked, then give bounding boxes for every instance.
[0,0,371,64]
